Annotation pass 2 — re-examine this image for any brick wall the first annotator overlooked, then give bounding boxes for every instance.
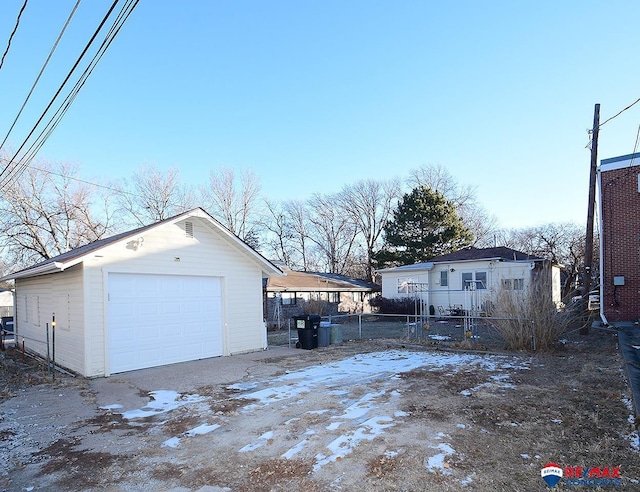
[601,166,640,322]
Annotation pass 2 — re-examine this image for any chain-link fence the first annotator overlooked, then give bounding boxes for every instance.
[267,312,504,349]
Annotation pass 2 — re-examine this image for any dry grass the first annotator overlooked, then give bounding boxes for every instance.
[488,272,583,351]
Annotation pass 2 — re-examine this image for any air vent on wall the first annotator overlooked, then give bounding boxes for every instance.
[185,221,194,238]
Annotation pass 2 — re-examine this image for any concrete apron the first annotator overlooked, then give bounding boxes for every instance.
[88,346,300,412]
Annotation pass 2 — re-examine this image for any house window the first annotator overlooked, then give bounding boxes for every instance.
[502,278,525,290]
[461,272,473,288]
[476,272,487,289]
[281,293,296,305]
[462,272,487,290]
[397,277,415,294]
[440,270,448,287]
[328,292,340,303]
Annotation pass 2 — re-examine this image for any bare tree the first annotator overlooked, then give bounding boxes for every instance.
[261,199,295,267]
[200,166,261,247]
[408,163,500,246]
[0,162,114,269]
[338,178,400,281]
[500,222,586,299]
[307,193,359,274]
[282,199,314,271]
[117,163,195,227]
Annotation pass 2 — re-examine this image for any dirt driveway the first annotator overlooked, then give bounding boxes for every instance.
[1,330,639,491]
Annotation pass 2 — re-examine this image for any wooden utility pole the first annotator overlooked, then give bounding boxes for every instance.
[582,103,600,334]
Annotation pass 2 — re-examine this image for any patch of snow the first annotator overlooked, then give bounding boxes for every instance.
[632,345,640,350]
[426,442,455,474]
[119,390,205,420]
[460,473,475,486]
[326,422,343,431]
[336,390,386,420]
[384,450,400,458]
[186,423,221,437]
[234,350,528,411]
[428,335,451,341]
[551,418,563,424]
[282,439,309,459]
[313,415,395,471]
[394,410,409,417]
[304,429,316,435]
[227,382,259,391]
[162,437,181,448]
[456,423,466,429]
[239,431,274,453]
[460,389,472,396]
[521,454,530,459]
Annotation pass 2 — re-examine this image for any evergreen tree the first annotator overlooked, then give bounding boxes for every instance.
[375,186,473,266]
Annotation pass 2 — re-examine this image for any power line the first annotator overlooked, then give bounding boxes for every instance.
[599,96,640,129]
[0,0,83,151]
[0,156,190,213]
[585,96,640,149]
[0,0,140,189]
[0,0,28,72]
[0,0,120,185]
[12,0,139,182]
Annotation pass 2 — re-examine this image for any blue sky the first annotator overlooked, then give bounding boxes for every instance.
[1,0,640,229]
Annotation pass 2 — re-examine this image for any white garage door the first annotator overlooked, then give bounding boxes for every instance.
[108,273,223,374]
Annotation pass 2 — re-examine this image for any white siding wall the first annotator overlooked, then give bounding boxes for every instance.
[81,217,266,376]
[14,265,85,375]
[381,260,542,312]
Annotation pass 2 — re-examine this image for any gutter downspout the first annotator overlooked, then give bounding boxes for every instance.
[597,166,608,326]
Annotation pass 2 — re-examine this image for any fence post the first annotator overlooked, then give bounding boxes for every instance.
[358,314,362,339]
[531,320,536,351]
[52,314,56,381]
[46,323,50,377]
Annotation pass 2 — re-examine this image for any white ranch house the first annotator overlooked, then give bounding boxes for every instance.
[0,208,283,377]
[376,246,561,315]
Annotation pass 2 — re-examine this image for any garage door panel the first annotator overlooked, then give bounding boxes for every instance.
[108,273,223,374]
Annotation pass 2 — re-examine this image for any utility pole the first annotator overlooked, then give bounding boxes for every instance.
[582,103,600,335]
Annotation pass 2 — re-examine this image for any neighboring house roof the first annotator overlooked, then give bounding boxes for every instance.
[266,266,380,293]
[0,208,283,281]
[376,247,544,273]
[428,246,543,263]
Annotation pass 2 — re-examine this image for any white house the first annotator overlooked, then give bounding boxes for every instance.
[0,208,283,377]
[377,246,561,314]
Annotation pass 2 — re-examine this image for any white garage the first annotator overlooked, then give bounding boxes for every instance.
[0,208,283,377]
[108,273,223,374]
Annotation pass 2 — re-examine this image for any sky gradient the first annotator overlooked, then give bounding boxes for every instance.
[1,0,639,229]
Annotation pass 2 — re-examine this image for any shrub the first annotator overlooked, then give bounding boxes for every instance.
[488,271,582,351]
[302,299,330,316]
[369,296,423,315]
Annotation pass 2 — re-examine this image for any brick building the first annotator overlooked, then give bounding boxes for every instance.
[599,152,640,322]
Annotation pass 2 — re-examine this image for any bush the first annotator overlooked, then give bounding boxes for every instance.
[488,272,582,351]
[369,296,423,315]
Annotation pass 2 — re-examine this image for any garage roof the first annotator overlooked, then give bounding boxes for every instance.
[0,208,283,281]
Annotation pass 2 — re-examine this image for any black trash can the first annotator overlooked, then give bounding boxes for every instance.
[293,314,321,349]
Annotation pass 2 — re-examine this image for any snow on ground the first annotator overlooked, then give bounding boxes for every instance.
[103,349,529,478]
